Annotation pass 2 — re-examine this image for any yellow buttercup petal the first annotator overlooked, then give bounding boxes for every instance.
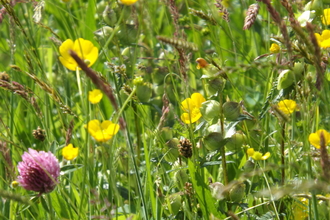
[278,99,297,115]
[118,0,138,5]
[180,93,206,124]
[322,8,330,25]
[308,129,330,149]
[269,43,280,53]
[59,38,98,71]
[89,89,103,104]
[191,93,206,107]
[85,119,120,142]
[315,30,330,49]
[247,148,270,161]
[62,144,79,160]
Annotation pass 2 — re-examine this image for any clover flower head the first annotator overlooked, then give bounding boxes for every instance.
[308,129,330,149]
[247,148,270,160]
[277,99,297,115]
[89,89,103,104]
[315,30,330,49]
[118,0,138,5]
[269,43,280,53]
[322,8,330,25]
[17,148,60,194]
[62,144,79,161]
[180,93,206,124]
[59,38,98,71]
[85,119,120,142]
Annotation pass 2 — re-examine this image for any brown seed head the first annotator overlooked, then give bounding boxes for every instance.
[32,126,46,141]
[178,138,192,158]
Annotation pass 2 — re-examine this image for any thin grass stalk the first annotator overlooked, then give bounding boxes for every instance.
[281,122,285,185]
[132,103,141,165]
[141,125,158,219]
[219,94,228,185]
[124,122,149,219]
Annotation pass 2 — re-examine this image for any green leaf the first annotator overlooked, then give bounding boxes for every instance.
[60,164,84,175]
[85,0,97,41]
[50,192,72,219]
[257,211,276,220]
[188,160,225,219]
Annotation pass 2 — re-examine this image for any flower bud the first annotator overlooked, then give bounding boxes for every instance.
[209,182,226,200]
[203,132,224,151]
[243,160,255,173]
[292,62,304,80]
[226,131,246,152]
[206,78,225,96]
[94,26,114,40]
[164,193,182,216]
[121,47,131,56]
[117,24,138,45]
[153,84,164,96]
[151,67,168,84]
[277,69,295,90]
[102,5,117,27]
[222,102,241,121]
[310,0,323,15]
[200,100,220,123]
[136,83,152,102]
[228,182,246,203]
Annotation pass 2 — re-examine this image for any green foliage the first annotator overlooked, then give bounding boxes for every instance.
[0,0,330,219]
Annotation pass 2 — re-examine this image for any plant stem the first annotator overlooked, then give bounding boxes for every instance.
[281,122,285,185]
[219,94,228,185]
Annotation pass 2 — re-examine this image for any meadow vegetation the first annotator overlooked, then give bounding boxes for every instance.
[1,0,330,219]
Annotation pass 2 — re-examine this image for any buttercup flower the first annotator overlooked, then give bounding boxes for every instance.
[17,148,60,194]
[180,93,206,124]
[292,198,308,220]
[59,38,98,71]
[247,148,270,160]
[89,89,103,104]
[62,144,79,160]
[322,8,330,25]
[308,129,330,149]
[315,30,330,49]
[269,43,280,53]
[86,119,120,142]
[118,0,138,5]
[277,99,297,115]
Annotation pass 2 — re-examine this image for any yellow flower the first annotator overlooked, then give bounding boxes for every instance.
[11,180,19,188]
[62,144,79,160]
[180,93,206,124]
[277,99,297,115]
[315,30,330,49]
[269,43,280,53]
[322,8,330,25]
[247,148,270,160]
[89,89,103,104]
[86,119,120,142]
[292,198,308,220]
[118,0,138,5]
[308,129,330,149]
[196,58,209,69]
[59,38,98,71]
